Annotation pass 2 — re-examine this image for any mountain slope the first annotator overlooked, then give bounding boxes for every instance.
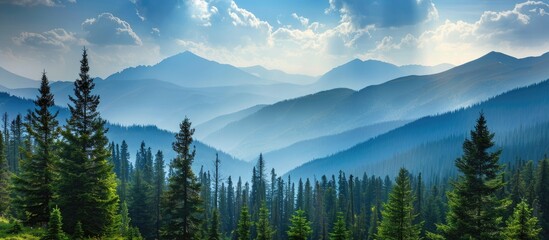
[106,51,273,87]
[204,88,357,159]
[0,92,252,178]
[240,65,317,85]
[195,104,266,139]
[0,67,40,89]
[262,120,411,174]
[287,79,549,179]
[205,51,549,160]
[314,59,453,90]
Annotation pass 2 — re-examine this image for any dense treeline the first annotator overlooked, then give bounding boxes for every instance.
[0,50,548,240]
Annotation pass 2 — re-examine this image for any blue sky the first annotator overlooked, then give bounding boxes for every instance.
[0,0,548,80]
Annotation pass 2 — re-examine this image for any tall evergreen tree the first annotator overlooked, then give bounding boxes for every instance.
[0,130,9,216]
[237,206,252,240]
[256,202,274,240]
[503,200,541,240]
[153,150,165,240]
[13,71,59,226]
[56,48,119,237]
[329,212,349,240]
[129,169,152,238]
[435,113,508,240]
[9,114,23,173]
[287,209,312,240]
[209,209,222,240]
[377,168,422,240]
[163,117,202,239]
[119,140,130,203]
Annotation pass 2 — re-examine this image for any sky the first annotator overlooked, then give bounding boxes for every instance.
[0,0,548,80]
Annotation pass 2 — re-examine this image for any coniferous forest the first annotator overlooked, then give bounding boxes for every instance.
[0,47,547,240]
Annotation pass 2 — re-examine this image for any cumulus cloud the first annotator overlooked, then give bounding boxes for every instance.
[82,13,142,46]
[362,1,549,66]
[12,28,80,50]
[292,13,309,27]
[327,0,438,29]
[188,0,218,26]
[0,0,74,6]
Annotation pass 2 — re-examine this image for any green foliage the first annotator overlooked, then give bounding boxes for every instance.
[162,117,202,239]
[287,209,312,240]
[128,169,153,237]
[41,206,65,240]
[12,71,59,226]
[329,212,349,240]
[8,219,23,234]
[436,113,508,240]
[255,203,274,240]
[503,200,541,240]
[377,168,422,240]
[0,130,10,216]
[208,209,222,240]
[56,49,119,237]
[0,217,43,239]
[237,206,252,240]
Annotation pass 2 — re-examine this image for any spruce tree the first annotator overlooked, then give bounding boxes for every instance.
[163,117,202,239]
[256,202,274,240]
[13,71,59,226]
[287,209,312,240]
[119,140,130,203]
[209,209,222,240]
[153,150,165,240]
[329,212,349,240]
[503,200,541,240]
[42,206,65,240]
[0,130,9,216]
[56,48,119,236]
[237,206,252,240]
[129,169,152,238]
[377,168,422,240]
[435,113,508,240]
[119,201,130,237]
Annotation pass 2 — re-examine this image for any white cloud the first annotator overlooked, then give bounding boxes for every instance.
[327,0,438,28]
[361,1,549,66]
[12,28,81,50]
[82,13,142,46]
[188,0,218,26]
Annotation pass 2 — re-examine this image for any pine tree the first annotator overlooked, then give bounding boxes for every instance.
[163,117,202,239]
[13,71,59,226]
[377,168,422,240]
[8,114,23,173]
[42,206,65,240]
[367,205,380,240]
[209,209,222,240]
[119,140,130,203]
[256,202,274,240]
[435,113,508,240]
[153,150,165,240]
[0,130,9,216]
[287,209,312,240]
[119,201,130,237]
[56,48,119,237]
[503,200,541,240]
[329,212,349,240]
[73,221,84,239]
[237,206,252,240]
[129,169,152,238]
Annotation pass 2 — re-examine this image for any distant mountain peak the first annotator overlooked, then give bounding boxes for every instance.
[479,51,517,62]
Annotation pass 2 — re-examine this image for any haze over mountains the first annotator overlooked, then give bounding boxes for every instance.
[205,51,549,160]
[0,92,252,179]
[288,79,549,180]
[0,50,547,178]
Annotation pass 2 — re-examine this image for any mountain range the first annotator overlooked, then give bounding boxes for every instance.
[287,78,549,179]
[204,51,549,160]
